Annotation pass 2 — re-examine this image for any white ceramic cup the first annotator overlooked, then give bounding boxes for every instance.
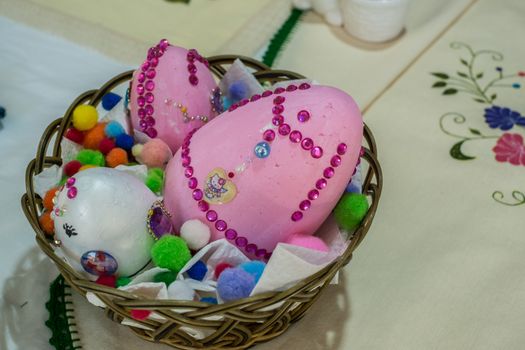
[341,0,409,43]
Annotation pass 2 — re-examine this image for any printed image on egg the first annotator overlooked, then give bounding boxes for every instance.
[52,167,157,278]
[164,84,363,259]
[129,40,220,152]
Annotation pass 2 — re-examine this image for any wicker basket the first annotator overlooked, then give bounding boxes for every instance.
[21,55,382,349]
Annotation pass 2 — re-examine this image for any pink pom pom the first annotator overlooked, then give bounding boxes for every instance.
[139,139,173,169]
[284,233,329,252]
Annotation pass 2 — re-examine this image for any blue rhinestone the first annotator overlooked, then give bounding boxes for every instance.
[254,141,271,158]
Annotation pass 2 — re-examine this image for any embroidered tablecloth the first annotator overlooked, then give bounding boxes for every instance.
[2,0,525,349]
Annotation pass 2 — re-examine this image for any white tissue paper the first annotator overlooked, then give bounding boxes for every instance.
[219,59,264,102]
[33,164,62,198]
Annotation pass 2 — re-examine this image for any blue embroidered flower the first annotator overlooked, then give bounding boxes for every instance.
[484,106,525,130]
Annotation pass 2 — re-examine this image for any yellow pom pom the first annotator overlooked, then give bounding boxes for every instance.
[79,164,97,172]
[72,105,98,131]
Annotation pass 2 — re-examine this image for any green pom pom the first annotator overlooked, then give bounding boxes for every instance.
[116,276,132,287]
[149,167,164,179]
[153,271,177,285]
[76,149,105,167]
[145,168,164,193]
[333,193,369,231]
[151,236,191,273]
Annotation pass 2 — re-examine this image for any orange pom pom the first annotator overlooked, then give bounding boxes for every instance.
[39,211,55,236]
[106,148,128,168]
[83,123,107,150]
[43,187,59,211]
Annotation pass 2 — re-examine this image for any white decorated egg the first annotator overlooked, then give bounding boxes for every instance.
[163,83,363,259]
[52,167,157,277]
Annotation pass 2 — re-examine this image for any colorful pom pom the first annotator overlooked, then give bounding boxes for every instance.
[153,271,177,285]
[64,160,82,177]
[79,165,97,172]
[180,219,211,251]
[131,144,143,158]
[104,121,125,138]
[217,268,255,302]
[139,139,172,169]
[200,297,218,304]
[116,276,132,287]
[167,281,196,300]
[43,187,59,211]
[115,133,134,151]
[187,261,208,281]
[130,309,151,320]
[145,168,164,194]
[106,148,128,168]
[39,211,54,236]
[76,149,105,167]
[151,236,191,273]
[239,261,266,284]
[83,123,107,150]
[101,92,122,111]
[214,262,232,279]
[64,128,84,144]
[98,137,116,155]
[333,193,369,231]
[72,105,98,131]
[96,275,117,288]
[284,233,329,252]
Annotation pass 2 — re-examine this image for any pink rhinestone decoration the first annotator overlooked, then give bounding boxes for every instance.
[66,177,78,199]
[135,39,172,137]
[186,48,209,86]
[297,110,310,123]
[178,82,356,258]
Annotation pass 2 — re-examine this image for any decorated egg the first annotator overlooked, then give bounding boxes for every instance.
[163,84,363,259]
[52,167,157,277]
[129,39,220,152]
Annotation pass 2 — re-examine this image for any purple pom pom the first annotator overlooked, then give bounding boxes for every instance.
[217,267,255,302]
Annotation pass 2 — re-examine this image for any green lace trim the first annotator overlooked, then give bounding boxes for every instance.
[262,8,304,67]
[45,275,82,350]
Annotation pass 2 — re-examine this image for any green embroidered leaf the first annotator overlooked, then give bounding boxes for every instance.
[491,93,497,101]
[432,81,447,88]
[476,72,484,79]
[469,128,481,135]
[443,88,458,95]
[450,140,475,160]
[457,72,468,78]
[460,58,469,66]
[431,72,449,79]
[473,98,486,103]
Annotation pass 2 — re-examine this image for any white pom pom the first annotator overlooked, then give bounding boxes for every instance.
[180,219,211,250]
[168,281,196,300]
[131,144,143,158]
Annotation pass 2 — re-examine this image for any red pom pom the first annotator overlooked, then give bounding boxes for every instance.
[95,275,117,288]
[130,309,151,320]
[98,137,116,155]
[64,128,84,144]
[214,262,233,279]
[64,160,82,177]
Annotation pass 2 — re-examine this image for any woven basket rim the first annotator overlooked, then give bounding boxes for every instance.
[21,54,383,349]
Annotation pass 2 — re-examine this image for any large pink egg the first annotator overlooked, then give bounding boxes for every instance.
[129,40,219,152]
[164,84,363,259]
